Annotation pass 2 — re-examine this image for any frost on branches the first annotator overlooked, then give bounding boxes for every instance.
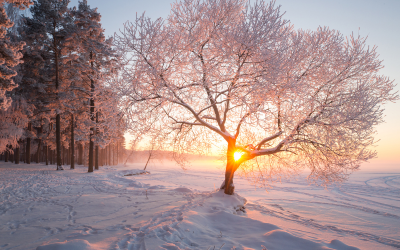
[0,0,32,109]
[115,0,398,194]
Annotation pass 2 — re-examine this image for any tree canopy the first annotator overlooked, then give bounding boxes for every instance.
[116,0,398,194]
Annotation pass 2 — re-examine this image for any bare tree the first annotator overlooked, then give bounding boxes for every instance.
[115,0,398,195]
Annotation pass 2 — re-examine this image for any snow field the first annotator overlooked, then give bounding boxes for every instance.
[0,162,399,249]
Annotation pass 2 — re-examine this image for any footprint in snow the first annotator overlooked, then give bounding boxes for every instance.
[170,187,192,193]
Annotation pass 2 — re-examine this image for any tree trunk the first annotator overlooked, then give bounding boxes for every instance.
[109,144,111,166]
[15,144,20,164]
[5,149,9,162]
[45,145,48,165]
[221,143,238,195]
[62,145,65,166]
[26,123,31,164]
[144,150,152,171]
[36,140,41,163]
[22,141,25,163]
[36,123,42,163]
[78,143,83,165]
[56,114,63,170]
[95,145,99,170]
[70,114,75,169]
[116,141,119,165]
[9,145,14,163]
[89,139,94,172]
[95,112,98,170]
[88,51,95,173]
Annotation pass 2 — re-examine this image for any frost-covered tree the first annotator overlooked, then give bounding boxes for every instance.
[23,0,71,170]
[70,0,119,172]
[0,96,29,154]
[0,0,31,109]
[116,0,398,195]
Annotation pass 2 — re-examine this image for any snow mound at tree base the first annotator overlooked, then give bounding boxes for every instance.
[35,189,360,249]
[123,189,360,250]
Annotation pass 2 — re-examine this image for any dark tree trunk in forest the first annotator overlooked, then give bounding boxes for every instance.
[36,124,42,163]
[101,148,104,166]
[22,141,25,163]
[15,145,20,164]
[52,150,55,165]
[95,145,99,170]
[88,52,95,173]
[36,140,41,163]
[89,138,94,172]
[70,114,75,169]
[54,25,63,171]
[26,137,30,164]
[95,112,98,170]
[26,123,31,164]
[9,145,13,163]
[78,143,83,165]
[62,145,65,166]
[5,149,9,162]
[56,114,62,170]
[67,147,70,165]
[45,145,48,165]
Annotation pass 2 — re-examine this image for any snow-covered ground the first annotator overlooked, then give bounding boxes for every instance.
[0,161,399,250]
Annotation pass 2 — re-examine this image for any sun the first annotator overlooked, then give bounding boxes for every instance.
[234,151,245,161]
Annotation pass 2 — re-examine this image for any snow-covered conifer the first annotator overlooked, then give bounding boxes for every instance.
[22,0,71,170]
[0,0,31,109]
[70,0,119,171]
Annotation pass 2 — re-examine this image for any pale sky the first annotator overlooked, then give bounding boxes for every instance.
[68,0,400,166]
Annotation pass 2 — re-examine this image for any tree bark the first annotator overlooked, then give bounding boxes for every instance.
[221,143,238,195]
[26,122,31,164]
[53,21,63,171]
[45,145,48,165]
[62,145,65,166]
[143,150,152,171]
[15,144,20,164]
[78,143,83,165]
[89,137,94,172]
[95,112,98,170]
[56,114,63,170]
[221,161,236,195]
[36,140,41,163]
[88,51,95,173]
[70,114,75,169]
[109,144,111,166]
[4,149,9,162]
[36,123,42,163]
[9,145,14,163]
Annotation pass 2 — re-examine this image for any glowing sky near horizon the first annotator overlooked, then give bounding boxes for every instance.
[68,0,400,165]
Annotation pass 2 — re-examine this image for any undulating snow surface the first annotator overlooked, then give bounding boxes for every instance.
[0,162,399,250]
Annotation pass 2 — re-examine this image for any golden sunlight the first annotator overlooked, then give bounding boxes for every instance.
[234,151,245,161]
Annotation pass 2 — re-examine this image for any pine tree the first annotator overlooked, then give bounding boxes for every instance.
[70,0,117,172]
[0,0,31,110]
[23,0,71,170]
